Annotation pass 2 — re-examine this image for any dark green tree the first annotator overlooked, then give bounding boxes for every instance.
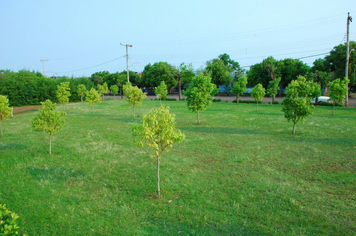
[141,62,177,89]
[205,60,233,86]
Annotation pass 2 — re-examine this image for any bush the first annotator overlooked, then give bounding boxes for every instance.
[272,101,279,105]
[212,99,222,102]
[318,102,342,107]
[153,98,177,101]
[232,99,263,104]
[0,204,20,235]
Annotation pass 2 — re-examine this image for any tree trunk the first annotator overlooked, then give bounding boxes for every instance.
[197,112,200,125]
[292,123,296,135]
[256,101,258,112]
[81,96,83,103]
[332,103,335,116]
[272,96,274,104]
[0,121,3,138]
[133,106,135,118]
[49,134,52,155]
[315,97,319,106]
[157,154,160,198]
[178,78,182,100]
[237,94,239,104]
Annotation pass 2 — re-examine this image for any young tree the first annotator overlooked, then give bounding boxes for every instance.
[123,83,146,118]
[77,84,87,102]
[0,95,13,138]
[110,85,119,99]
[155,81,168,100]
[132,105,185,198]
[231,75,248,103]
[86,88,101,113]
[329,78,349,116]
[184,73,218,124]
[250,84,265,112]
[176,63,195,100]
[266,77,281,103]
[31,100,66,155]
[282,76,315,134]
[56,82,71,109]
[97,82,109,101]
[117,73,127,98]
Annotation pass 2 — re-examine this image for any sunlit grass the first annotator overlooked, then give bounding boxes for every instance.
[1,99,355,235]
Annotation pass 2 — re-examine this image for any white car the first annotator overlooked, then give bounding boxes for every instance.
[311,96,331,104]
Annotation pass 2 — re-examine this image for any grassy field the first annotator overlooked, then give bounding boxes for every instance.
[1,99,355,235]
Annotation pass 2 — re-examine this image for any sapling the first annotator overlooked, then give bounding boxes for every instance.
[250,84,265,112]
[56,82,71,110]
[0,95,13,138]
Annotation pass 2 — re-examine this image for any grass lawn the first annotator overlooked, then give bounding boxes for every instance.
[1,99,355,235]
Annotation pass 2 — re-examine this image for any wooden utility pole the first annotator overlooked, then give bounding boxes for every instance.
[40,59,49,77]
[121,43,132,82]
[345,12,352,107]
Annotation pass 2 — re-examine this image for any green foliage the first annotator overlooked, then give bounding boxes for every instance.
[123,83,146,117]
[247,62,270,88]
[0,95,13,138]
[282,76,315,134]
[232,100,263,104]
[155,81,168,100]
[212,99,222,102]
[0,204,20,235]
[141,62,177,88]
[250,84,265,112]
[184,73,217,124]
[77,84,87,102]
[329,78,349,115]
[272,101,280,105]
[218,53,244,75]
[110,85,119,97]
[90,71,110,86]
[279,58,310,87]
[31,100,66,155]
[56,82,71,108]
[232,75,248,98]
[132,105,185,198]
[205,60,233,86]
[267,77,281,98]
[85,88,101,113]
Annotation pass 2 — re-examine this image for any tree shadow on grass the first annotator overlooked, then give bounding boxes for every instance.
[0,143,27,150]
[83,114,110,117]
[180,126,264,135]
[27,166,86,182]
[109,118,140,124]
[284,137,355,146]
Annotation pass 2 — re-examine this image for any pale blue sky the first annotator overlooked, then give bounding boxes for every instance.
[1,0,355,77]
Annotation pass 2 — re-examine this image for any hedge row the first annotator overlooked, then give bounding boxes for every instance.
[0,70,94,106]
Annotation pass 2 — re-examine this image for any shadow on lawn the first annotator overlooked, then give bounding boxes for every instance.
[285,137,355,146]
[180,126,264,135]
[27,166,86,182]
[0,143,27,150]
[109,118,140,123]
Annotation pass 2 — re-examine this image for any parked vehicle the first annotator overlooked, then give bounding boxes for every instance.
[311,96,331,104]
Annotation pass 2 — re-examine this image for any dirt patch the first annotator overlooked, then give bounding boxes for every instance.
[13,106,42,115]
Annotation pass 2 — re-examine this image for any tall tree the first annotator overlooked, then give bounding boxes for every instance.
[132,105,185,198]
[0,95,13,138]
[250,84,266,112]
[282,76,315,134]
[247,62,270,89]
[329,78,349,116]
[218,53,244,75]
[279,58,310,91]
[31,100,66,155]
[176,63,195,100]
[206,60,233,86]
[117,73,127,98]
[56,82,71,110]
[263,56,280,81]
[231,75,248,103]
[184,73,218,124]
[123,83,147,118]
[90,71,110,86]
[77,84,87,102]
[141,62,177,89]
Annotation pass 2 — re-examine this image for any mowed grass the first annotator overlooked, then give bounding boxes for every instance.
[1,99,355,235]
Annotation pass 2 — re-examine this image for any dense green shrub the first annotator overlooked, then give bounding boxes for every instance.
[232,99,263,104]
[318,101,342,107]
[0,204,20,235]
[272,101,279,104]
[154,98,177,101]
[212,99,222,102]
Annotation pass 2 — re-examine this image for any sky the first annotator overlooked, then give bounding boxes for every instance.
[1,0,356,78]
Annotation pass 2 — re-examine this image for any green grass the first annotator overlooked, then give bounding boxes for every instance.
[1,99,355,235]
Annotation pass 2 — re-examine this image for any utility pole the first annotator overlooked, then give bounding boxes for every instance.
[120,43,132,82]
[40,59,49,77]
[345,12,352,107]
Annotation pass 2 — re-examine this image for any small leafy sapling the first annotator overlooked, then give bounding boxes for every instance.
[31,100,66,155]
[184,73,218,124]
[0,95,13,138]
[123,83,146,118]
[329,78,349,116]
[132,105,185,198]
[110,85,119,99]
[232,75,248,103]
[250,84,265,112]
[86,88,101,113]
[77,84,87,102]
[98,82,109,101]
[56,82,71,110]
[282,76,315,134]
[0,204,21,235]
[266,77,281,103]
[155,81,168,100]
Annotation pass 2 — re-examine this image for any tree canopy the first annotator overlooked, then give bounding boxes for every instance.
[231,75,248,103]
[141,62,177,89]
[329,78,349,116]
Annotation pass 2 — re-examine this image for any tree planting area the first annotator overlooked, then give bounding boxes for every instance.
[1,99,355,235]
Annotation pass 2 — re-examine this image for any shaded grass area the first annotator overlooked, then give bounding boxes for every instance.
[1,100,355,235]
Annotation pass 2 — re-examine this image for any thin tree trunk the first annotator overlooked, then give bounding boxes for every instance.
[157,154,160,198]
[81,96,83,103]
[315,97,319,106]
[272,96,274,104]
[49,134,52,155]
[197,112,200,125]
[256,101,258,112]
[0,121,3,138]
[133,106,135,118]
[178,79,182,100]
[120,86,123,99]
[332,103,335,116]
[237,94,239,104]
[292,123,296,135]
